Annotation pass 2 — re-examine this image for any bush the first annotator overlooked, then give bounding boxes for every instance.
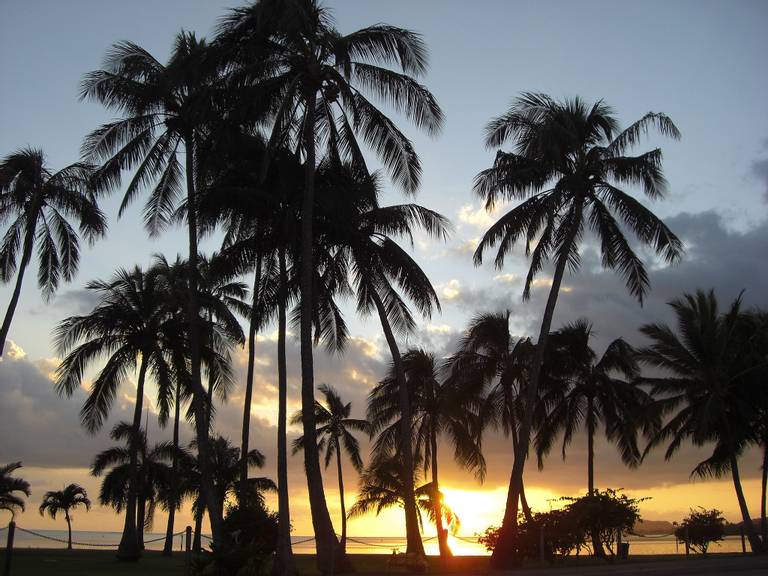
[674,508,725,555]
[563,489,644,556]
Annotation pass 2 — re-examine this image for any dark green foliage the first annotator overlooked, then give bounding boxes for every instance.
[675,508,726,555]
[563,489,643,556]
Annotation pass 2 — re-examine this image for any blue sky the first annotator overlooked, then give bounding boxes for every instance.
[2,0,768,532]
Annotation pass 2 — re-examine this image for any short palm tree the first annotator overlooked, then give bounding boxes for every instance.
[473,93,683,567]
[54,266,174,559]
[537,319,650,555]
[38,484,91,549]
[639,290,766,554]
[0,462,30,517]
[292,384,371,552]
[218,3,443,567]
[0,148,106,356]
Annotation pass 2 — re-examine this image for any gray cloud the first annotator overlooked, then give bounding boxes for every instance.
[751,157,768,203]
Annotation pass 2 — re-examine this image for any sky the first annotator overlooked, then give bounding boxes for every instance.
[1,0,768,539]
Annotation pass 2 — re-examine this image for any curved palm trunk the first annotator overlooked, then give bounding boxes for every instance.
[586,399,604,557]
[334,437,347,551]
[761,442,767,545]
[117,355,148,560]
[273,247,297,576]
[730,453,763,553]
[241,254,263,500]
[511,425,533,522]
[184,137,223,546]
[371,290,425,558]
[430,428,451,560]
[0,218,36,357]
[65,511,72,550]
[299,94,346,573]
[163,382,182,555]
[491,199,584,569]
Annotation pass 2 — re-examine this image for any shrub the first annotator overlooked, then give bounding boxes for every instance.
[563,489,644,556]
[674,508,725,555]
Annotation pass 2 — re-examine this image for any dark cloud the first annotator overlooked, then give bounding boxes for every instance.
[751,156,768,203]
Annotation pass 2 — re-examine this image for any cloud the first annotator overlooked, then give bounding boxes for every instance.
[751,156,768,202]
[456,202,508,231]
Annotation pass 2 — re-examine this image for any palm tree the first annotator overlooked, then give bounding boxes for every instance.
[38,484,91,549]
[80,32,226,545]
[292,384,371,551]
[0,462,30,517]
[0,148,106,356]
[639,290,766,553]
[368,349,483,560]
[218,2,443,568]
[54,266,174,559]
[473,93,683,567]
[91,422,173,550]
[536,319,650,555]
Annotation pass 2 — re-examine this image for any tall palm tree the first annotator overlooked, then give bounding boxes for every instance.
[536,319,650,555]
[38,484,91,550]
[473,93,683,567]
[218,2,443,568]
[0,462,30,517]
[292,384,371,552]
[80,32,226,545]
[639,290,766,554]
[54,266,174,559]
[0,148,106,356]
[91,422,173,550]
[368,349,484,560]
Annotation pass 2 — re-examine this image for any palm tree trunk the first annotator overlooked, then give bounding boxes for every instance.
[491,198,584,570]
[519,480,533,523]
[370,289,425,558]
[299,93,346,573]
[761,441,767,545]
[273,246,296,576]
[241,253,262,501]
[163,382,182,555]
[334,437,347,552]
[0,220,36,357]
[117,355,148,560]
[193,509,203,553]
[184,136,222,546]
[431,428,451,560]
[66,511,72,550]
[730,453,763,553]
[587,400,603,557]
[137,495,146,550]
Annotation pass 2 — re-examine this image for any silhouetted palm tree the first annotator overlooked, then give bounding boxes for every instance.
[292,384,371,551]
[0,462,30,517]
[81,32,226,545]
[38,484,91,549]
[473,93,682,567]
[639,290,765,553]
[218,2,442,567]
[537,319,649,555]
[91,422,173,550]
[0,148,106,356]
[54,266,174,559]
[368,349,483,559]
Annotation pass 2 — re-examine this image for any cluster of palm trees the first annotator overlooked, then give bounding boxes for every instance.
[1,0,766,572]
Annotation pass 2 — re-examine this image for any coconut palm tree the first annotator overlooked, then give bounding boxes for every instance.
[91,422,173,550]
[0,462,30,517]
[218,2,443,567]
[639,290,765,553]
[368,349,483,560]
[292,384,371,552]
[536,319,650,555]
[80,32,226,545]
[0,148,106,356]
[38,484,91,549]
[54,266,174,559]
[473,93,683,567]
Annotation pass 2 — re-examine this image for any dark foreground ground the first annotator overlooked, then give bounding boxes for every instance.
[2,550,767,575]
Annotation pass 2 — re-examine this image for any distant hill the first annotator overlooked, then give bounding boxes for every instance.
[632,519,675,535]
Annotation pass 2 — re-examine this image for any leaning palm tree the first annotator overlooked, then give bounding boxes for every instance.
[218,2,443,568]
[38,484,91,550]
[54,266,174,559]
[639,290,765,554]
[473,93,683,567]
[292,384,371,552]
[0,462,30,517]
[368,349,484,560]
[536,320,650,555]
[80,32,226,545]
[0,148,106,356]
